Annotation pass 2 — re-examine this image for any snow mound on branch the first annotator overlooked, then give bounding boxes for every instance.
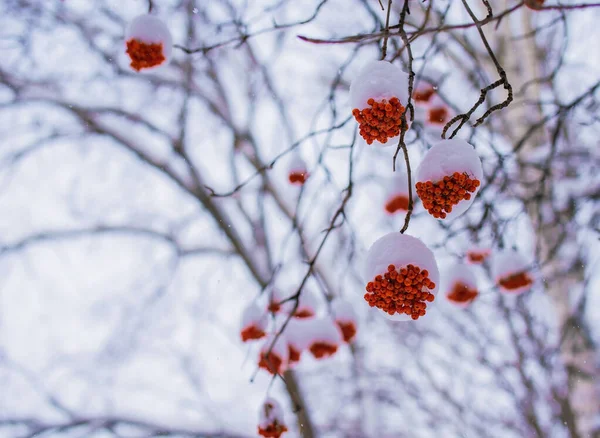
[258,397,288,438]
[386,172,409,197]
[349,61,410,111]
[384,172,412,215]
[331,298,358,324]
[280,288,320,318]
[492,250,534,295]
[240,301,268,341]
[415,139,483,220]
[442,263,478,308]
[285,318,313,351]
[364,233,439,322]
[125,15,173,69]
[287,155,309,185]
[306,317,343,346]
[288,155,307,174]
[241,301,267,328]
[331,298,358,342]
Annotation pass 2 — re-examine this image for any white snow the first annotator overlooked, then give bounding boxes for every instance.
[288,154,308,174]
[305,317,342,346]
[385,172,409,198]
[415,138,483,220]
[258,397,286,430]
[280,288,320,317]
[240,301,268,332]
[349,61,410,111]
[331,298,358,324]
[284,318,313,351]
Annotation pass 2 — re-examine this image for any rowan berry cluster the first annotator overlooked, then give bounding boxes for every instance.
[385,194,409,214]
[499,272,533,291]
[309,342,338,359]
[365,264,435,320]
[288,171,308,185]
[336,321,357,343]
[241,325,266,342]
[258,352,284,375]
[416,172,480,219]
[413,86,435,103]
[288,346,301,364]
[125,39,165,71]
[446,282,478,304]
[428,106,450,125]
[467,251,489,264]
[258,421,288,438]
[352,97,406,145]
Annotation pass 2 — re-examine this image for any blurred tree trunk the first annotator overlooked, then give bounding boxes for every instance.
[493,3,600,436]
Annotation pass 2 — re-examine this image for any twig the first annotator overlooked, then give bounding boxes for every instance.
[442,0,513,139]
[381,0,393,60]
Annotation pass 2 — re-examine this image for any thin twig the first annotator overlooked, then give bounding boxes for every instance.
[381,0,393,60]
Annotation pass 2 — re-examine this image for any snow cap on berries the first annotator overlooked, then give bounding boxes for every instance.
[415,139,483,220]
[285,319,312,365]
[258,397,288,438]
[364,233,439,322]
[384,172,411,215]
[288,155,309,186]
[331,298,358,343]
[258,334,289,375]
[492,250,534,295]
[306,317,342,359]
[465,246,491,265]
[240,301,268,342]
[442,263,479,307]
[268,288,288,313]
[289,288,320,318]
[349,60,410,146]
[125,14,172,72]
[412,68,443,105]
[423,95,453,138]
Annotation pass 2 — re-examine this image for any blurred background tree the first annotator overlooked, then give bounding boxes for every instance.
[0,0,599,437]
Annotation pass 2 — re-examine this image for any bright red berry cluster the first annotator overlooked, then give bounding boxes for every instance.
[385,194,409,214]
[467,251,489,264]
[288,345,301,364]
[352,97,407,145]
[447,282,478,304]
[365,264,435,320]
[241,325,265,342]
[416,172,480,219]
[126,39,165,71]
[413,87,435,103]
[309,342,338,359]
[288,171,308,185]
[428,106,450,125]
[336,321,357,343]
[499,272,533,291]
[258,352,283,375]
[258,422,288,438]
[293,309,314,318]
